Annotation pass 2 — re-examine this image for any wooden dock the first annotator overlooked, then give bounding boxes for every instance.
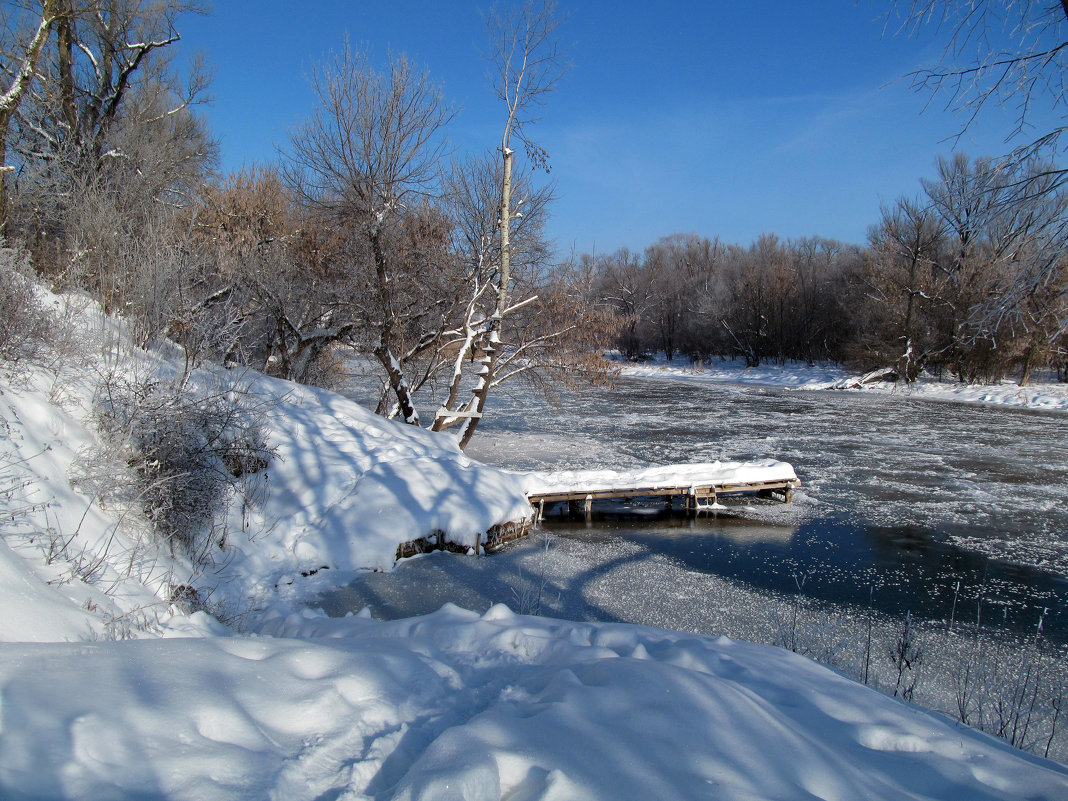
[524,460,800,523]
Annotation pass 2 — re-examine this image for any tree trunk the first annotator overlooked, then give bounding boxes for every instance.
[368,222,420,425]
[374,344,420,424]
[1019,339,1040,387]
[0,1,59,233]
[459,146,514,449]
[430,309,481,433]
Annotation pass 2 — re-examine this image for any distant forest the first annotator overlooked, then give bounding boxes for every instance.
[580,152,1068,386]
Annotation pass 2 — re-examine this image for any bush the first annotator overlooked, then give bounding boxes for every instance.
[94,374,274,558]
[0,245,53,365]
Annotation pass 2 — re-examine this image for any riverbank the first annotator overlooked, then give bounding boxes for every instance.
[618,357,1068,411]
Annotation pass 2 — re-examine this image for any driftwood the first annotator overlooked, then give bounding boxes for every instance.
[832,366,899,390]
[394,518,533,562]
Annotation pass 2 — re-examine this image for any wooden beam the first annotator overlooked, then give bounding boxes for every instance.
[435,407,482,419]
[527,478,800,508]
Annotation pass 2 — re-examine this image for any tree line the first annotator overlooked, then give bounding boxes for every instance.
[583,0,1068,386]
[583,152,1068,385]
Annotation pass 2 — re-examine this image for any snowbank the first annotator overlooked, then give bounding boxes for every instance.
[841,373,1068,410]
[620,356,851,389]
[1,369,192,642]
[2,603,1066,801]
[217,375,533,591]
[0,290,533,639]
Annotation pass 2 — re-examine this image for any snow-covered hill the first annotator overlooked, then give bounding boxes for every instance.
[2,293,1067,800]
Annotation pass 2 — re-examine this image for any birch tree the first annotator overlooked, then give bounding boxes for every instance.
[433,0,568,448]
[0,0,60,232]
[432,151,618,440]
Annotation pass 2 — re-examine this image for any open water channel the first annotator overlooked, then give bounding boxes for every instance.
[322,375,1068,644]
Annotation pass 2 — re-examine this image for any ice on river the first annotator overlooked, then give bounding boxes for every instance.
[466,370,1068,576]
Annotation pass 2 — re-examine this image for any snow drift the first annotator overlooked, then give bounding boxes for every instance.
[2,604,1067,800]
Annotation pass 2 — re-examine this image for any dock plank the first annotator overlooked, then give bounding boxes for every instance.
[522,459,800,518]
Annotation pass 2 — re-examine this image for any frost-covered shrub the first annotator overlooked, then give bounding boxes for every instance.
[94,374,274,558]
[0,245,53,365]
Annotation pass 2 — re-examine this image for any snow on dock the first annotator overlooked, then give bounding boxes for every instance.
[521,459,800,521]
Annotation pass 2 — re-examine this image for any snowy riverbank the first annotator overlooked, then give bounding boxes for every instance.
[2,296,1068,799]
[619,357,1068,411]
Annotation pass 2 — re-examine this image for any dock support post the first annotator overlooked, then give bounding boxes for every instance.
[584,494,593,523]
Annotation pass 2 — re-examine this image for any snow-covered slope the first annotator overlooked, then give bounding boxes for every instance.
[0,290,534,638]
[213,372,534,599]
[3,295,1068,800]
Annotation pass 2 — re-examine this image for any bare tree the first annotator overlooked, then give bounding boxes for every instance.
[432,154,617,439]
[592,247,656,359]
[641,233,723,360]
[439,0,567,447]
[20,0,211,174]
[716,234,796,367]
[891,3,1068,379]
[860,152,1067,382]
[192,168,348,381]
[428,151,551,430]
[865,197,948,379]
[955,159,1068,382]
[893,1,1068,178]
[282,42,455,425]
[3,0,213,300]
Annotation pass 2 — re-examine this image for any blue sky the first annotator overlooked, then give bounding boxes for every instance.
[180,1,1054,255]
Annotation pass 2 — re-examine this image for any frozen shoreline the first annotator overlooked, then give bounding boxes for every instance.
[618,357,1068,411]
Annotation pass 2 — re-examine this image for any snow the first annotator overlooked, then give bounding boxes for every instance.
[521,459,798,495]
[846,373,1068,410]
[3,604,1067,800]
[220,376,532,580]
[620,357,853,390]
[617,356,1068,411]
[2,293,1067,799]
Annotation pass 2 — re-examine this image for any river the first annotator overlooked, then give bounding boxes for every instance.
[323,374,1068,641]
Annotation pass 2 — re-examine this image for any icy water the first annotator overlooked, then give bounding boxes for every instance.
[328,376,1068,641]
